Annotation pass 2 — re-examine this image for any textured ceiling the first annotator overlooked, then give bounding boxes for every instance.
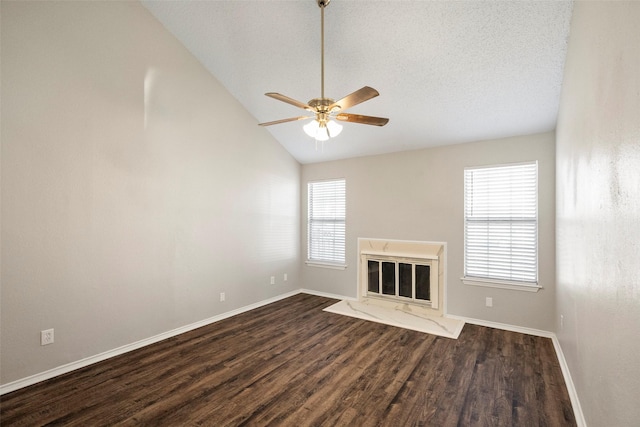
[141,0,573,164]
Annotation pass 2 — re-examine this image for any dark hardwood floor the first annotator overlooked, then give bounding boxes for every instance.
[1,293,576,426]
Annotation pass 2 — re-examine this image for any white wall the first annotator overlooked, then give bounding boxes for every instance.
[556,1,640,425]
[302,132,556,331]
[0,1,300,385]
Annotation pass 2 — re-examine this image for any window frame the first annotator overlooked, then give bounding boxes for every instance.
[306,178,347,269]
[462,161,541,292]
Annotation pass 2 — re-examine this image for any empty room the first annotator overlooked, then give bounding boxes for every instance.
[1,1,638,426]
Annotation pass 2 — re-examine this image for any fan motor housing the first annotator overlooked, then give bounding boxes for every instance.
[308,98,337,113]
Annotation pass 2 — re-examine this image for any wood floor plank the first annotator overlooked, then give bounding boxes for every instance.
[0,294,577,426]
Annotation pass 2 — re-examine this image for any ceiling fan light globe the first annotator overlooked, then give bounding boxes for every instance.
[326,120,343,137]
[316,126,330,141]
[303,120,320,138]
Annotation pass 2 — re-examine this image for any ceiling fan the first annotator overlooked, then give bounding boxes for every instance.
[258,0,389,142]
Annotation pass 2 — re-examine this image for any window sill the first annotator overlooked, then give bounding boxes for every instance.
[305,261,348,270]
[461,277,542,292]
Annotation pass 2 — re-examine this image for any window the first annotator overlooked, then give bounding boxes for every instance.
[307,179,346,268]
[463,162,540,291]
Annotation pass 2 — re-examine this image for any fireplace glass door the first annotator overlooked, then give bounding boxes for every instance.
[366,258,431,304]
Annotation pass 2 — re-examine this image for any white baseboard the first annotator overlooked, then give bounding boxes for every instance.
[299,288,356,301]
[447,314,586,426]
[0,289,301,396]
[551,335,587,427]
[445,314,555,338]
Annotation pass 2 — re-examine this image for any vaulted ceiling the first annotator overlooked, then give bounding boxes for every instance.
[142,0,573,164]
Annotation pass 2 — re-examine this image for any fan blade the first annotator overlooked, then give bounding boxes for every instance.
[329,86,380,111]
[265,93,313,111]
[258,116,311,126]
[335,113,389,126]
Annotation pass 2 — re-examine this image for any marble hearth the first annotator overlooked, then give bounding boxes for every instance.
[323,298,464,339]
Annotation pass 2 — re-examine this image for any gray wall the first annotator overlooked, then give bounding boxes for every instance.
[301,132,556,331]
[1,1,300,385]
[556,1,640,425]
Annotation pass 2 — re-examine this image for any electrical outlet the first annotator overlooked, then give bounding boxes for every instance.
[284,273,288,282]
[270,276,275,285]
[485,297,493,307]
[220,292,225,302]
[41,329,54,346]
[560,314,564,330]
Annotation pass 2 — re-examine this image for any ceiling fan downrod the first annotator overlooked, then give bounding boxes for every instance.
[318,0,330,100]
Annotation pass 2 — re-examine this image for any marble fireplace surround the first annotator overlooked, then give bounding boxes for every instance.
[357,238,445,314]
[323,238,464,339]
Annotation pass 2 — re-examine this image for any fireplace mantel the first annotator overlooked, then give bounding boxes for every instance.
[360,250,439,260]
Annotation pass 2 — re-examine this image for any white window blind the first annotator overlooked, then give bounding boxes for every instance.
[464,162,538,286]
[308,179,346,265]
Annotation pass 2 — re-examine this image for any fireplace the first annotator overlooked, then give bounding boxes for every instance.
[358,238,444,312]
[366,256,437,305]
[322,238,461,338]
